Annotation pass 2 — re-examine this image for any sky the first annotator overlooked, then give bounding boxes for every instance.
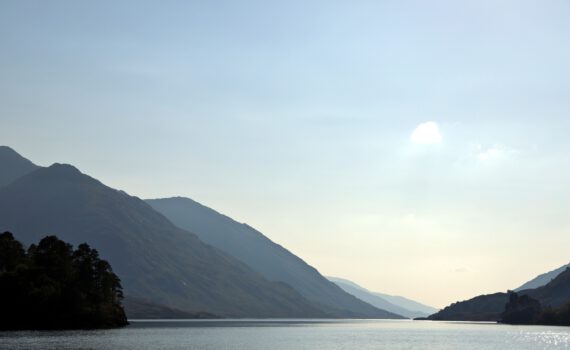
[1,0,569,308]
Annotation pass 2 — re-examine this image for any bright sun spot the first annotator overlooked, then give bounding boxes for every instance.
[410,121,442,144]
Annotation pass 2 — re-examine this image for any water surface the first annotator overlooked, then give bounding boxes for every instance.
[1,319,569,350]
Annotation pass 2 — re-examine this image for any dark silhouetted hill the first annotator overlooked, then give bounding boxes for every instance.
[427,293,508,321]
[146,197,403,319]
[515,263,570,291]
[427,267,570,322]
[525,267,570,308]
[0,162,327,318]
[501,288,570,327]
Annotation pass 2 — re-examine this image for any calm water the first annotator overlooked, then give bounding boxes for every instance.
[1,319,570,350]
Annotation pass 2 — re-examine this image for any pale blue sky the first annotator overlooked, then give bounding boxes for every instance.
[1,0,569,307]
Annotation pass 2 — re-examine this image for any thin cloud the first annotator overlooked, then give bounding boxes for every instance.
[411,122,442,144]
[476,144,517,162]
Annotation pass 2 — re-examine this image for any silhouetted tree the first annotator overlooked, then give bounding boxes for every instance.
[0,232,127,330]
[500,291,542,325]
[0,232,26,272]
[538,302,570,326]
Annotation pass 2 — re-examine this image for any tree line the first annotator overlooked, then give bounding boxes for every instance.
[0,232,128,330]
[501,290,570,326]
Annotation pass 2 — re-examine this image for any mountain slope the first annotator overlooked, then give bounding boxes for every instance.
[0,146,39,188]
[328,276,438,318]
[122,297,217,319]
[515,263,570,291]
[0,163,328,318]
[427,267,570,321]
[146,197,403,319]
[378,294,439,317]
[525,267,570,308]
[427,293,508,321]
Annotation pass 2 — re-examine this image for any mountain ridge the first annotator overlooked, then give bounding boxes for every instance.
[515,263,570,291]
[146,196,403,319]
[0,161,329,318]
[327,276,438,318]
[0,146,39,188]
[427,267,570,321]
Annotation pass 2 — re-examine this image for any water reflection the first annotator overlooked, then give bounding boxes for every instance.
[1,320,569,350]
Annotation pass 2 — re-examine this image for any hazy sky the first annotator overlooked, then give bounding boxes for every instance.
[1,0,569,308]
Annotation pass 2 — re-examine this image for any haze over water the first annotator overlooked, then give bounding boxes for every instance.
[2,320,570,350]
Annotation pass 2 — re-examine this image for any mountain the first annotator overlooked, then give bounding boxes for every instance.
[427,293,508,321]
[0,162,328,318]
[525,267,570,308]
[146,197,403,319]
[501,269,570,326]
[427,267,570,321]
[0,146,39,188]
[328,276,438,318]
[378,293,439,317]
[515,263,570,291]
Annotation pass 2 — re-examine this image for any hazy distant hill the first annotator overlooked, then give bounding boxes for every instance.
[0,161,328,318]
[146,197,403,319]
[427,267,570,321]
[515,263,570,291]
[328,276,438,318]
[0,146,39,188]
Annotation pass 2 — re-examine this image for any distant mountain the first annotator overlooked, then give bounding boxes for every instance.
[515,263,570,291]
[328,276,438,318]
[0,146,39,188]
[146,197,403,319]
[0,162,328,318]
[427,267,570,321]
[379,293,439,317]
